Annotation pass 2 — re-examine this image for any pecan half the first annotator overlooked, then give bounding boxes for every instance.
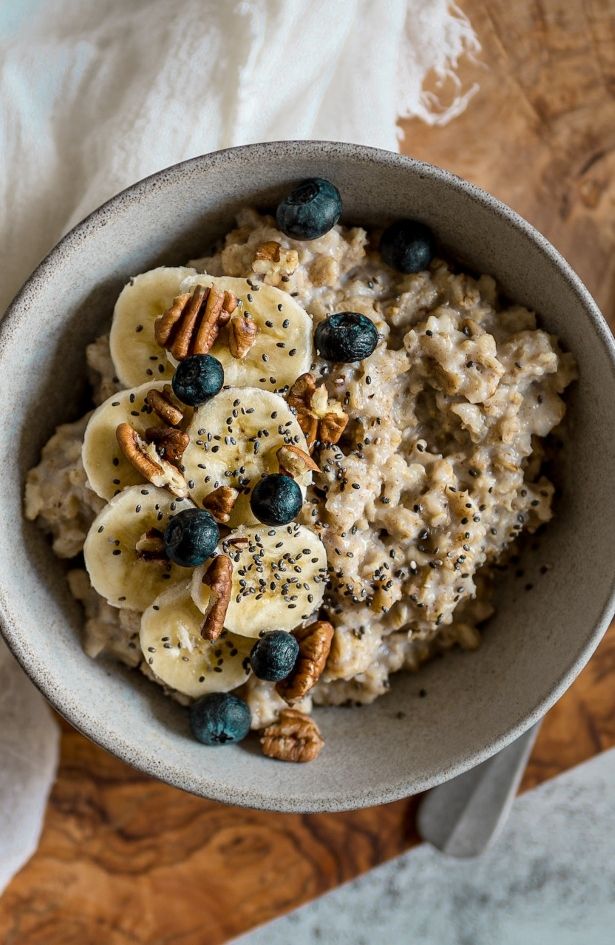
[310,386,349,446]
[228,315,258,359]
[276,620,334,703]
[319,411,348,445]
[286,374,349,449]
[276,445,320,478]
[145,385,184,427]
[218,292,238,324]
[287,373,319,446]
[116,422,188,497]
[287,372,317,412]
[144,426,189,467]
[135,527,166,561]
[297,412,319,447]
[260,709,324,763]
[155,285,237,360]
[200,554,233,641]
[202,486,239,524]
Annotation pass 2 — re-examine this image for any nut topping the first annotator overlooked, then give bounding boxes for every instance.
[318,411,348,446]
[145,386,184,427]
[296,412,319,447]
[286,373,349,449]
[220,291,238,323]
[260,709,324,763]
[155,285,237,360]
[276,445,320,478]
[287,372,317,411]
[200,554,233,641]
[144,426,189,467]
[287,372,319,446]
[116,422,188,498]
[253,241,281,263]
[202,485,239,524]
[252,244,299,284]
[135,527,166,561]
[276,620,334,703]
[228,315,258,359]
[224,535,250,549]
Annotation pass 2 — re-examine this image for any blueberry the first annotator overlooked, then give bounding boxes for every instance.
[379,219,435,274]
[163,508,219,567]
[190,692,251,746]
[250,474,302,526]
[276,178,342,240]
[314,312,378,363]
[172,354,224,406]
[250,631,300,682]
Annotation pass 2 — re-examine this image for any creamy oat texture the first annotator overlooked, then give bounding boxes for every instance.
[25,208,576,725]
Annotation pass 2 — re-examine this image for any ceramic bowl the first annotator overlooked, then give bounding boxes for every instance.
[1,142,614,812]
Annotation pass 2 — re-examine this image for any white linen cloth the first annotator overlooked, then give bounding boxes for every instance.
[0,0,479,895]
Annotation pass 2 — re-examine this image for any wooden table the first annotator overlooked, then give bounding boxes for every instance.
[2,2,614,941]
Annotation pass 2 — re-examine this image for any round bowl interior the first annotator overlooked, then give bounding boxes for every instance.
[1,142,614,812]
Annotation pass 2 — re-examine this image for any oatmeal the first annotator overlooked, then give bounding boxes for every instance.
[24,414,104,558]
[25,177,576,760]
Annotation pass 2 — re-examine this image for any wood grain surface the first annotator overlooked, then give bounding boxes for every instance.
[2,2,614,942]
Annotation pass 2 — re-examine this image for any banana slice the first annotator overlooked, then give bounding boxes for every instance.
[82,380,178,501]
[109,267,196,387]
[181,386,311,526]
[140,582,253,698]
[191,524,328,638]
[83,486,194,611]
[178,274,313,391]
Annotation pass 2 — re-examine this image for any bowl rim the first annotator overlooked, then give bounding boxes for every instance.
[2,139,615,812]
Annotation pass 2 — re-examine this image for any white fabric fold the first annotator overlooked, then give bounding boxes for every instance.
[0,646,59,893]
[0,0,479,314]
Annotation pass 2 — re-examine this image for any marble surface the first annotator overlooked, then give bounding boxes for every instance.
[233,749,615,945]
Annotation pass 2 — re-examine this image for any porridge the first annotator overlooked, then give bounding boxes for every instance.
[25,178,577,761]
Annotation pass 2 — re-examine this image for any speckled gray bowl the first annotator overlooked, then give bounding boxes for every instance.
[1,142,615,812]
